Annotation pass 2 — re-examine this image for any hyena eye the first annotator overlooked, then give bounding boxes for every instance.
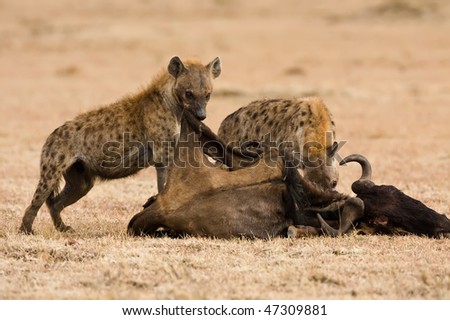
[205,93,211,100]
[185,90,195,100]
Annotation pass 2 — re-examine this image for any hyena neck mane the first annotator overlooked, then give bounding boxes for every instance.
[121,69,182,119]
[303,97,335,159]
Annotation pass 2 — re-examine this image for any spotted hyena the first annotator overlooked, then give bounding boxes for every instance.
[218,97,340,190]
[20,56,221,234]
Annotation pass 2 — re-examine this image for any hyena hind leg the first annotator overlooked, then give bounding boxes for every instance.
[46,160,95,232]
[20,172,63,234]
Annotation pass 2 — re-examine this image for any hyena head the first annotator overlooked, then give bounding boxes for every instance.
[168,56,221,120]
[303,142,340,190]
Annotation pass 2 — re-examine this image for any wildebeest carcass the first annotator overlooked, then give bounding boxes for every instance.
[312,154,450,238]
[128,111,345,239]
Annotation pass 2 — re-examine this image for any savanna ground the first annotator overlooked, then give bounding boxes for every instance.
[1,0,449,299]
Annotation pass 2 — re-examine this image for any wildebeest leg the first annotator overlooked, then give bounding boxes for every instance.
[128,207,166,236]
[46,161,94,232]
[284,165,311,225]
[317,197,365,237]
[155,164,167,193]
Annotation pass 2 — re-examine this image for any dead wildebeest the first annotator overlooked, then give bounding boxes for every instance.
[305,154,450,238]
[128,111,345,239]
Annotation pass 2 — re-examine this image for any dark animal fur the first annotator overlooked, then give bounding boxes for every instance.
[316,154,450,238]
[129,112,345,239]
[353,181,450,237]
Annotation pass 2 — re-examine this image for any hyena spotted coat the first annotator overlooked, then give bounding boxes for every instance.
[20,56,221,234]
[218,97,340,190]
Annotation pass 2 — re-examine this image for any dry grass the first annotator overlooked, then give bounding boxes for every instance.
[1,0,450,299]
[2,230,450,299]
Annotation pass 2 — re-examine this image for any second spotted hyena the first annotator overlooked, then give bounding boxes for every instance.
[20,56,221,234]
[218,97,340,190]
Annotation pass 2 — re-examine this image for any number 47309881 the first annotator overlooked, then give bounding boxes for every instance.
[263,304,327,316]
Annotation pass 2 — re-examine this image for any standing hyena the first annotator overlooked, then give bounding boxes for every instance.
[20,56,221,234]
[218,97,340,190]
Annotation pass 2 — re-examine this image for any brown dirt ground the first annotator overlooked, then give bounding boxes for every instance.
[0,0,449,299]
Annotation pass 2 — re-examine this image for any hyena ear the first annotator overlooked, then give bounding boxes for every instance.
[168,56,186,78]
[206,57,221,79]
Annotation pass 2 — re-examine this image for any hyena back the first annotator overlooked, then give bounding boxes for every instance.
[218,97,339,190]
[20,56,221,234]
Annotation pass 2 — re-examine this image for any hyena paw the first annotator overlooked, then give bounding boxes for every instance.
[18,224,34,235]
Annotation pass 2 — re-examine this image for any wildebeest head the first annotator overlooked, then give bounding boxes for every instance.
[318,154,450,238]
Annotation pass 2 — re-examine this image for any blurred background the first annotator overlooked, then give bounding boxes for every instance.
[0,0,449,212]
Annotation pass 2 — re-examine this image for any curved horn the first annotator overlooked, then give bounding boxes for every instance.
[317,197,365,237]
[340,154,372,181]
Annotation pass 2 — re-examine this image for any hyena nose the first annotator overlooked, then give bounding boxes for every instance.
[194,108,206,120]
[192,101,207,120]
